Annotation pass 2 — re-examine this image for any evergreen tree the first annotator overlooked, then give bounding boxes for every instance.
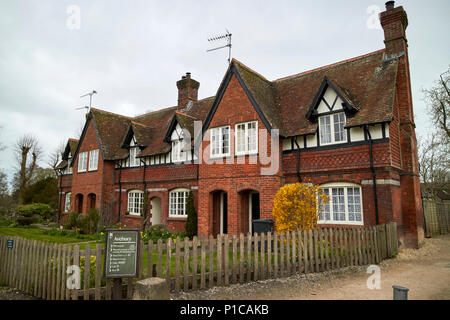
[185,191,197,238]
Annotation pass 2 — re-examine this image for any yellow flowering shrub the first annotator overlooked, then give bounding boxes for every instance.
[273,183,328,232]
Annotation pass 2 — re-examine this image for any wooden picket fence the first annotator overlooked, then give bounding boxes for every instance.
[0,222,397,300]
[423,200,450,237]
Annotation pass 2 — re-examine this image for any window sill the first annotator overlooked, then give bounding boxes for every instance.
[318,221,363,226]
[319,140,347,147]
[123,214,142,219]
[167,216,187,221]
[210,154,231,160]
[235,152,258,157]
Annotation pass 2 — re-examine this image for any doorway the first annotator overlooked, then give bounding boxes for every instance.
[150,197,162,225]
[212,191,227,237]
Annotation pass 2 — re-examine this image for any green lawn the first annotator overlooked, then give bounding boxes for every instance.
[0,226,101,245]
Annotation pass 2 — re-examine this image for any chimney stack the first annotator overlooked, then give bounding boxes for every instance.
[176,72,200,109]
[380,1,409,57]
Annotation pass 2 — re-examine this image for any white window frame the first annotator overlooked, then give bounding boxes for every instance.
[319,112,347,146]
[169,188,190,218]
[129,147,140,167]
[171,139,187,163]
[235,121,258,156]
[77,151,88,172]
[88,149,99,171]
[127,190,144,216]
[210,125,230,158]
[318,182,364,226]
[64,192,71,212]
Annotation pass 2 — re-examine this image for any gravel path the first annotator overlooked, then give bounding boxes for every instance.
[0,287,38,300]
[172,234,450,300]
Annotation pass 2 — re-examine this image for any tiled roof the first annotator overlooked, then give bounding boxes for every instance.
[70,48,400,161]
[274,49,397,136]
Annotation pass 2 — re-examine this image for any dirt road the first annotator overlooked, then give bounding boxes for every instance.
[173,234,450,300]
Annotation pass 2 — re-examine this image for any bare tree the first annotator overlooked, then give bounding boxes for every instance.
[418,134,449,198]
[14,134,42,204]
[48,140,66,172]
[423,67,450,141]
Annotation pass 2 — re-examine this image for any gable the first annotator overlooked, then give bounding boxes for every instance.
[70,115,103,168]
[202,61,273,137]
[171,123,183,141]
[316,86,345,114]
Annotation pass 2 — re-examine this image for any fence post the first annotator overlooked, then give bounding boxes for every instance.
[239,233,245,283]
[224,234,230,286]
[174,237,181,292]
[267,232,272,279]
[95,244,102,300]
[184,237,190,291]
[253,233,258,281]
[200,237,206,289]
[232,235,237,284]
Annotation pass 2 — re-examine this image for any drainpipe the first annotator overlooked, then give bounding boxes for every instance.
[117,161,123,223]
[293,137,302,183]
[140,157,148,231]
[365,125,380,225]
[56,169,63,223]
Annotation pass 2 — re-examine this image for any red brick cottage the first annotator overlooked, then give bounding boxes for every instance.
[57,2,424,247]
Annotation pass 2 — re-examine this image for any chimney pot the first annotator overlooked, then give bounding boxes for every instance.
[385,1,395,10]
[176,72,200,108]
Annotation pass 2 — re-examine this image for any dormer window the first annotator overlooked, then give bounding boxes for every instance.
[319,112,346,145]
[128,135,141,167]
[171,123,188,163]
[129,146,140,167]
[172,139,186,162]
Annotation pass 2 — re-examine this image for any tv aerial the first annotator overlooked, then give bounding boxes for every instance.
[207,29,232,64]
[75,105,90,112]
[76,90,98,112]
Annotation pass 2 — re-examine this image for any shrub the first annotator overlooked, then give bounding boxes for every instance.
[64,209,100,234]
[184,191,197,238]
[272,183,328,233]
[16,203,53,221]
[16,216,40,226]
[64,212,81,230]
[143,224,185,244]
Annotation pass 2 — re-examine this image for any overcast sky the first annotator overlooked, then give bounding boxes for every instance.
[0,0,449,184]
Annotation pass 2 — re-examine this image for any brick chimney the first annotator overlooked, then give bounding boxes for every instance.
[380,2,425,248]
[176,72,199,108]
[380,1,409,57]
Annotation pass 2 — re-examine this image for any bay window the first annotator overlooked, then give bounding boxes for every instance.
[319,183,363,225]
